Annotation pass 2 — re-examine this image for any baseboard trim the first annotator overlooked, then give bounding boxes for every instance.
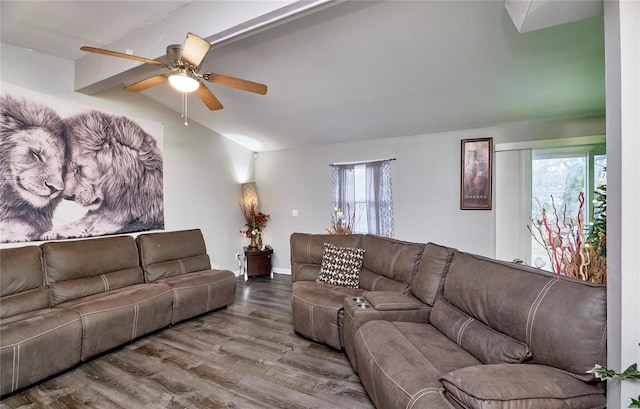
[232,268,290,278]
[273,267,291,276]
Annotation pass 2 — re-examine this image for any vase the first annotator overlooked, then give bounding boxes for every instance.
[257,232,263,249]
[249,235,258,249]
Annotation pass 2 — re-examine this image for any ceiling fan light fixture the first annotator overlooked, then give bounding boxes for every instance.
[81,32,266,111]
[168,71,199,93]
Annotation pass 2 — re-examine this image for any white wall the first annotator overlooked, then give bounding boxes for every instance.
[0,43,254,272]
[257,116,605,272]
[604,2,640,407]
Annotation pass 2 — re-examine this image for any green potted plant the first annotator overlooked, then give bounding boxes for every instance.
[587,352,640,408]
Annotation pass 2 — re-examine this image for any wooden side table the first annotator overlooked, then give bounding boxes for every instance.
[243,245,273,281]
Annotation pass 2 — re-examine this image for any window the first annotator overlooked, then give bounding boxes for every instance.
[331,160,394,237]
[353,164,368,233]
[530,146,606,269]
[494,135,606,267]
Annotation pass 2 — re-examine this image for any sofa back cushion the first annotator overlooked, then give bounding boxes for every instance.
[358,268,411,293]
[42,235,143,306]
[136,229,211,282]
[410,242,455,306]
[360,235,424,288]
[290,233,363,281]
[435,252,607,381]
[0,246,49,318]
[431,298,531,364]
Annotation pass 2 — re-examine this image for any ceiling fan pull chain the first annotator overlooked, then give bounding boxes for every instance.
[182,92,189,126]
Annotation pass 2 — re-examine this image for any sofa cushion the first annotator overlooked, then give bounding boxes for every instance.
[291,233,364,265]
[47,266,144,306]
[410,242,456,306]
[58,283,172,360]
[141,255,211,283]
[364,291,421,311]
[343,294,431,373]
[358,268,410,293]
[136,229,212,282]
[0,246,49,319]
[361,235,424,285]
[291,263,322,282]
[354,321,481,409]
[431,298,531,364]
[42,235,144,306]
[440,364,606,409]
[137,228,207,265]
[156,269,236,324]
[292,281,365,349]
[0,308,82,395]
[316,243,365,289]
[443,252,607,381]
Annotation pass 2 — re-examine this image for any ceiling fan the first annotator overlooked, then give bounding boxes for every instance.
[80,32,268,112]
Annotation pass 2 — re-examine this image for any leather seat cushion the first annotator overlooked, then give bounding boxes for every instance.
[156,269,236,324]
[0,308,82,395]
[292,281,365,349]
[354,320,480,409]
[441,364,606,409]
[58,283,173,360]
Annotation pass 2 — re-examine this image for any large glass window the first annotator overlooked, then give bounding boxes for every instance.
[530,146,606,270]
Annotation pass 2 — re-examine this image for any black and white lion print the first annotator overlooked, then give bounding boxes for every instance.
[0,94,66,242]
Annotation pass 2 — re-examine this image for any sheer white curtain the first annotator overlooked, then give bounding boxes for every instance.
[331,164,354,219]
[331,159,394,237]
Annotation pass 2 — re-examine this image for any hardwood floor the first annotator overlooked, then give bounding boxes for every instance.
[1,275,374,409]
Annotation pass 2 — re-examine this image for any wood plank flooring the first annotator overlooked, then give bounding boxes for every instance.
[1,275,374,409]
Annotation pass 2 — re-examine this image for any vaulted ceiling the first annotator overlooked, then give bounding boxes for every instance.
[1,1,605,152]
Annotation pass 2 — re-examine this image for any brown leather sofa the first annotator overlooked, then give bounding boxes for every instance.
[0,229,236,396]
[137,229,237,324]
[290,233,454,351]
[290,233,607,409]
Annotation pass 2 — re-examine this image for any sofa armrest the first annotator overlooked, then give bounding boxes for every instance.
[440,364,606,409]
[364,291,422,310]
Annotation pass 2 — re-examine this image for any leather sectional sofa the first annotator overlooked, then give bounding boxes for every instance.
[290,233,607,409]
[0,229,236,396]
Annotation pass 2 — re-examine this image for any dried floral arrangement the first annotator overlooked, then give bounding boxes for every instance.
[240,202,270,238]
[529,191,606,284]
[326,205,355,235]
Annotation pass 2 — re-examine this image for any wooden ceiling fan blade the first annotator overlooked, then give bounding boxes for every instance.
[124,75,168,92]
[181,33,211,68]
[80,46,163,66]
[196,83,223,110]
[203,72,268,95]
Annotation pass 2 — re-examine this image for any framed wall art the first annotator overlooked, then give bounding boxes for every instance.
[0,84,164,243]
[460,137,493,210]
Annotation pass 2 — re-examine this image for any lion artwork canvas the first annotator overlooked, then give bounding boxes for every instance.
[0,90,164,244]
[0,95,67,242]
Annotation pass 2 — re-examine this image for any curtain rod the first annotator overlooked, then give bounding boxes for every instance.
[329,158,396,166]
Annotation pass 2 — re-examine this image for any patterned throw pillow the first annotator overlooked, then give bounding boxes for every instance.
[316,243,365,289]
